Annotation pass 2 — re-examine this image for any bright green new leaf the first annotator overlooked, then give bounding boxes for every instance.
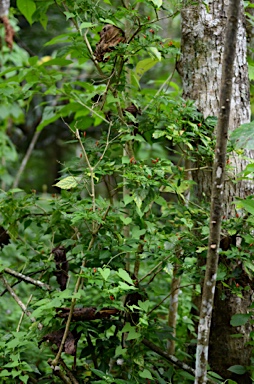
[54,176,79,190]
[227,365,247,375]
[135,58,158,81]
[117,268,134,285]
[98,267,111,281]
[230,313,250,327]
[17,0,36,25]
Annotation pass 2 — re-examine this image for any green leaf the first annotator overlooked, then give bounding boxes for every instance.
[80,22,96,29]
[54,176,79,190]
[40,58,73,66]
[230,313,250,326]
[117,268,134,285]
[122,156,130,164]
[139,369,153,379]
[17,0,36,24]
[123,195,133,206]
[230,121,254,149]
[148,47,162,61]
[118,282,136,290]
[119,215,132,225]
[248,64,254,80]
[135,58,158,81]
[236,199,254,215]
[150,0,162,8]
[138,300,150,312]
[98,267,111,281]
[127,327,140,340]
[227,365,246,375]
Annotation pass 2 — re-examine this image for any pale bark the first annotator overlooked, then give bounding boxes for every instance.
[180,0,254,382]
[195,0,240,381]
[180,0,253,214]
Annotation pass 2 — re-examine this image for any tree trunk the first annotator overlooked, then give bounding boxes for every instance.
[180,1,254,382]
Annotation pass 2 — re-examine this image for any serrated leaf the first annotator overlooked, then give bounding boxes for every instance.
[227,365,246,375]
[17,0,36,25]
[54,176,79,190]
[117,268,134,285]
[230,313,250,327]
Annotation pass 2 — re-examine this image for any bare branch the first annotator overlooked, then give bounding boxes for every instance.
[4,267,52,290]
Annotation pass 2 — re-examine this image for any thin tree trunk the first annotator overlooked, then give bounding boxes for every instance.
[195,1,240,382]
[180,0,254,382]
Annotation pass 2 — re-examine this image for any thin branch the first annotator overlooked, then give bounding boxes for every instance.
[59,358,79,384]
[17,294,33,332]
[142,339,217,384]
[4,267,52,290]
[143,66,176,113]
[0,275,35,321]
[139,254,171,283]
[12,130,41,188]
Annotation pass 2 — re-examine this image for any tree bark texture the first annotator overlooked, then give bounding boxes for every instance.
[180,0,253,214]
[180,1,254,382]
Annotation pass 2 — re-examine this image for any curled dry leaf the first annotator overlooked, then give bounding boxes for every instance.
[94,24,126,62]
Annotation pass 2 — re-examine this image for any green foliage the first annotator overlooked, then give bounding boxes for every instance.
[0,0,253,383]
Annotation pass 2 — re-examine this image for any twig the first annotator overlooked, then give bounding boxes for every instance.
[59,358,79,384]
[12,130,41,188]
[139,254,171,283]
[71,94,111,125]
[143,67,176,113]
[4,267,52,290]
[0,275,35,321]
[17,294,33,332]
[142,339,218,384]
